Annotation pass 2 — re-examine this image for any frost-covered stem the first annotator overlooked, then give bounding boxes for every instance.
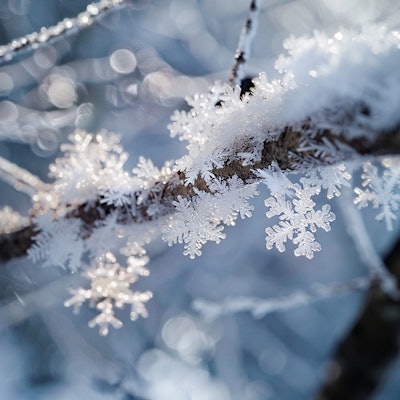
[0,156,49,195]
[228,0,260,87]
[193,276,370,321]
[0,0,128,61]
[316,238,400,400]
[1,121,400,262]
[338,189,399,297]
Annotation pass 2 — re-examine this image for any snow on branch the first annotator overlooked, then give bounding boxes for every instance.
[0,0,128,61]
[0,156,49,196]
[193,276,370,321]
[229,0,260,87]
[2,27,400,332]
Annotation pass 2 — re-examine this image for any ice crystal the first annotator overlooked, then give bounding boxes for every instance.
[162,176,258,258]
[64,252,152,336]
[132,157,175,217]
[261,168,336,259]
[46,129,133,208]
[354,158,400,230]
[28,213,84,270]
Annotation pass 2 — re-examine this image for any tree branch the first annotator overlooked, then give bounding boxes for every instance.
[1,119,400,264]
[0,0,128,61]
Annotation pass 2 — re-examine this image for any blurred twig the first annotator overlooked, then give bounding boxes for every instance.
[0,0,128,61]
[316,236,400,399]
[229,0,260,87]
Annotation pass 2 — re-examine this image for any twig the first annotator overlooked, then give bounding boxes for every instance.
[338,188,399,297]
[193,276,370,322]
[0,156,49,195]
[0,0,128,61]
[229,0,260,87]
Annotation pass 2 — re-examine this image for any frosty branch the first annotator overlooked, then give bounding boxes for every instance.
[2,25,400,333]
[0,0,128,61]
[1,115,400,263]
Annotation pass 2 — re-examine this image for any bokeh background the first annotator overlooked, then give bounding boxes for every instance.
[0,0,400,398]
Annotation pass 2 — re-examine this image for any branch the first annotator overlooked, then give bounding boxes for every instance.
[229,0,260,87]
[0,0,128,61]
[315,236,400,399]
[193,276,370,322]
[1,119,400,263]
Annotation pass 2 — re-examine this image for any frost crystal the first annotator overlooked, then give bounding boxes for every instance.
[260,168,336,259]
[46,129,133,208]
[354,158,400,230]
[64,252,152,336]
[28,213,84,271]
[163,176,258,258]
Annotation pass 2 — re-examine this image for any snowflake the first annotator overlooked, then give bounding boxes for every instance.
[0,207,29,234]
[261,170,336,259]
[162,176,258,258]
[302,164,352,200]
[46,129,133,208]
[64,252,152,335]
[354,158,400,230]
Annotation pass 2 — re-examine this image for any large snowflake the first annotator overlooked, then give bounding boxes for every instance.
[259,167,337,259]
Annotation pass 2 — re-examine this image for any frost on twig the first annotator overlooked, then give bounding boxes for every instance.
[193,277,370,322]
[0,0,128,61]
[229,0,260,87]
[340,187,399,297]
[0,156,49,196]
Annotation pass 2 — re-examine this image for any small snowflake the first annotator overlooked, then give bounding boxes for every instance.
[354,158,400,230]
[64,252,152,335]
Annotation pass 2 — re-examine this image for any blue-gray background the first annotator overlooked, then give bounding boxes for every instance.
[0,1,399,399]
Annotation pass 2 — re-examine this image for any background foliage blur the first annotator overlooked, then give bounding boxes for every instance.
[1,1,400,399]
